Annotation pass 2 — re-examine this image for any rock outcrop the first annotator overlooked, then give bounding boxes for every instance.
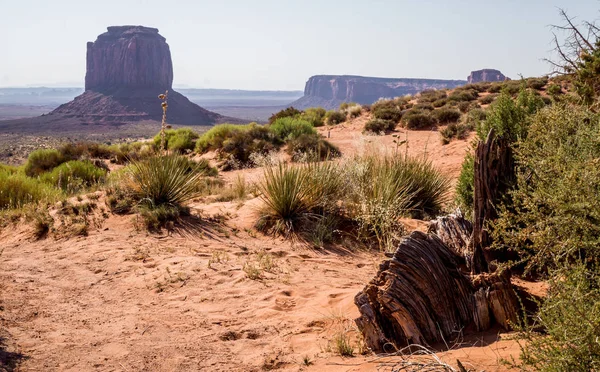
[85,26,174,92]
[6,26,241,131]
[290,75,467,110]
[467,69,508,84]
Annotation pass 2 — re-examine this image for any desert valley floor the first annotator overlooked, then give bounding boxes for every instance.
[0,115,539,371]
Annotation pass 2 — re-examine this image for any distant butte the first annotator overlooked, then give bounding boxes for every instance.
[467,69,509,84]
[0,26,242,134]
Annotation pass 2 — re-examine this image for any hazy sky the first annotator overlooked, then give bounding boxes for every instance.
[2,0,598,90]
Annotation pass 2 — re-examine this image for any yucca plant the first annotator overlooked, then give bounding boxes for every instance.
[127,154,204,208]
[255,162,343,236]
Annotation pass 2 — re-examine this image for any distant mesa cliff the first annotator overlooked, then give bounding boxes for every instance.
[289,75,467,110]
[0,26,239,133]
[467,69,508,84]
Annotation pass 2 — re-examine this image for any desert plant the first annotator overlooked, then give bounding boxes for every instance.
[401,110,436,129]
[301,107,327,127]
[153,128,199,153]
[269,117,316,141]
[546,83,562,96]
[417,89,447,104]
[268,107,302,124]
[40,160,107,193]
[362,119,396,134]
[24,148,66,177]
[448,89,479,102]
[286,133,341,162]
[526,77,548,90]
[455,153,474,215]
[219,125,280,169]
[433,107,462,124]
[195,123,255,153]
[0,169,61,209]
[325,110,347,125]
[478,94,498,105]
[371,99,405,122]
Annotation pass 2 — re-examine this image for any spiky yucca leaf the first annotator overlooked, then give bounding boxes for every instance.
[128,154,203,207]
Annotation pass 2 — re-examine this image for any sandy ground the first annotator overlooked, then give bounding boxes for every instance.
[0,117,523,371]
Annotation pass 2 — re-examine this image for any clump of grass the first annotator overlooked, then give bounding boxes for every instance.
[40,160,107,193]
[401,110,436,129]
[433,107,462,124]
[286,133,341,162]
[325,110,347,125]
[153,128,199,153]
[332,332,354,357]
[195,123,256,153]
[0,168,61,209]
[24,148,66,177]
[301,107,327,127]
[269,117,316,141]
[363,119,396,134]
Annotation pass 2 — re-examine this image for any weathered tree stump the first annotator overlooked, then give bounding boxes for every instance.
[355,215,519,352]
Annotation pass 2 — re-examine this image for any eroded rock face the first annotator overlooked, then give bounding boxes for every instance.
[43,26,239,127]
[85,26,174,92]
[291,75,467,110]
[467,69,508,84]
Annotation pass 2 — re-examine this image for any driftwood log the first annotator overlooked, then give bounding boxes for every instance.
[355,215,519,352]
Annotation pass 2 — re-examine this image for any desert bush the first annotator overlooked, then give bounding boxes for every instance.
[401,110,436,129]
[478,94,498,105]
[466,82,491,92]
[220,125,280,169]
[128,154,204,209]
[413,103,434,111]
[153,128,199,153]
[433,107,462,124]
[301,107,327,127]
[492,104,600,272]
[269,117,316,141]
[440,123,471,144]
[457,101,471,113]
[40,160,106,193]
[325,110,347,125]
[268,107,302,124]
[546,83,562,96]
[363,119,396,134]
[371,99,405,122]
[417,89,447,103]
[24,149,66,177]
[286,133,341,162]
[432,98,448,108]
[346,104,362,118]
[526,76,548,90]
[513,264,600,371]
[255,162,343,236]
[448,89,479,102]
[195,123,254,153]
[339,102,358,111]
[487,83,503,93]
[0,169,61,209]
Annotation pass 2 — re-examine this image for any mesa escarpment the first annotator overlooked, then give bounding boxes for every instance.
[0,26,240,134]
[290,75,467,110]
[467,69,508,84]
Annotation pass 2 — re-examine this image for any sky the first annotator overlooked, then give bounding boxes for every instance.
[1,0,599,90]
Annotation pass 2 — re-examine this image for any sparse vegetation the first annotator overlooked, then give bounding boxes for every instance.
[401,109,436,129]
[153,128,199,153]
[325,110,346,125]
[24,148,66,177]
[362,118,396,134]
[40,160,106,193]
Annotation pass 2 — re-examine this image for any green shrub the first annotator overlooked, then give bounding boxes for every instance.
[487,83,503,93]
[440,123,471,144]
[455,153,474,215]
[268,107,302,124]
[0,169,61,209]
[153,128,199,153]
[371,99,405,122]
[24,149,66,177]
[255,162,343,236]
[514,264,600,371]
[466,83,491,92]
[339,102,358,111]
[286,134,341,162]
[402,110,436,129]
[301,107,327,127]
[546,83,562,96]
[128,154,204,209]
[346,104,363,118]
[269,117,316,141]
[526,77,548,90]
[220,125,280,168]
[363,119,396,134]
[40,160,106,192]
[325,110,347,125]
[478,94,497,105]
[448,89,479,102]
[414,103,434,111]
[417,89,447,103]
[195,123,254,153]
[433,108,462,124]
[432,98,448,108]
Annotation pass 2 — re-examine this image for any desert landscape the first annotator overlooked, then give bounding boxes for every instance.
[3,3,600,372]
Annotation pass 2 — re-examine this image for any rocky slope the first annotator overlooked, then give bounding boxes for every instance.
[290,75,467,110]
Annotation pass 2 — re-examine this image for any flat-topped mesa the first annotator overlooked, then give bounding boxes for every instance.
[467,69,508,84]
[85,25,174,92]
[291,75,467,110]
